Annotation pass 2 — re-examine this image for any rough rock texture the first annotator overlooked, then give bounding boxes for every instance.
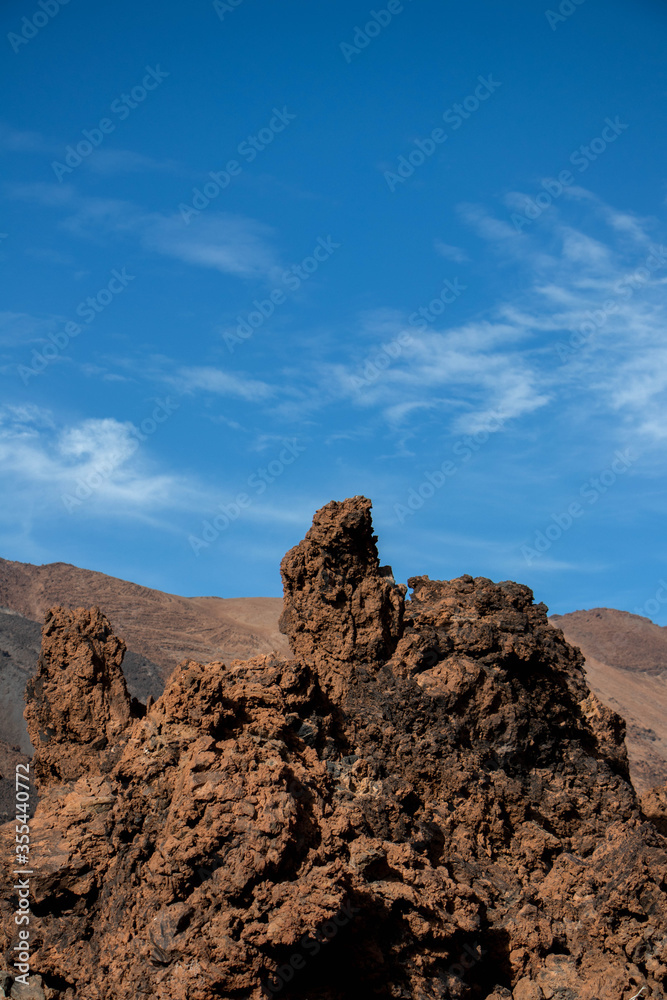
[641,785,667,836]
[3,558,667,796]
[0,607,163,756]
[1,498,666,1000]
[279,497,406,695]
[24,608,136,786]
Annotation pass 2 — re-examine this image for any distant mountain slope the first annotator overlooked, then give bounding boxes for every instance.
[0,556,289,678]
[0,609,41,754]
[550,607,667,674]
[551,608,667,794]
[0,609,38,823]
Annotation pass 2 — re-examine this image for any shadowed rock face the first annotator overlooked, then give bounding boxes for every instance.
[1,497,666,1000]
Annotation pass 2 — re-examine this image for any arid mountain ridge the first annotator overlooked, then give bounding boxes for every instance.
[0,556,288,676]
[1,497,666,1000]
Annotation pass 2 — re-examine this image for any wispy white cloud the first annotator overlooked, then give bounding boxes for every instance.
[0,408,207,520]
[0,311,59,347]
[1,123,181,177]
[454,191,667,444]
[0,404,55,436]
[5,181,76,207]
[458,202,518,242]
[387,529,587,577]
[142,213,278,279]
[24,247,76,266]
[281,191,667,449]
[5,183,281,281]
[173,365,274,401]
[0,123,51,154]
[84,148,181,176]
[8,176,666,455]
[302,313,549,435]
[434,239,470,263]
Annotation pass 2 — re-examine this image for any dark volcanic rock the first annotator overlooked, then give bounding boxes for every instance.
[1,498,666,1000]
[0,741,34,826]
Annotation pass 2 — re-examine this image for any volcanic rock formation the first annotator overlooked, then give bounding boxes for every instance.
[1,497,666,1000]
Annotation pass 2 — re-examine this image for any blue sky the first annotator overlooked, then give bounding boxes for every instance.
[1,0,667,623]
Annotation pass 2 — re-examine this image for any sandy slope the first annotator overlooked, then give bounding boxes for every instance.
[0,556,289,678]
[551,608,667,794]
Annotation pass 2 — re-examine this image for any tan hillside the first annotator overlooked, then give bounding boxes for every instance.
[551,608,667,794]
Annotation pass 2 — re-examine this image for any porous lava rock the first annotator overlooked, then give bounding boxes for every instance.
[1,498,666,1000]
[24,607,134,786]
[279,496,406,696]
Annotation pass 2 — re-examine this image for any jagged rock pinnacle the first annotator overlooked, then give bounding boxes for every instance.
[24,606,132,784]
[279,496,406,694]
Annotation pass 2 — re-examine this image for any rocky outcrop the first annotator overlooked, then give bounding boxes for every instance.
[1,498,666,1000]
[641,785,667,836]
[279,496,406,695]
[24,607,134,786]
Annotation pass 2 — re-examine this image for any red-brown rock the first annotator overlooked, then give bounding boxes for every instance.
[279,495,406,696]
[24,607,133,786]
[0,498,665,1000]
